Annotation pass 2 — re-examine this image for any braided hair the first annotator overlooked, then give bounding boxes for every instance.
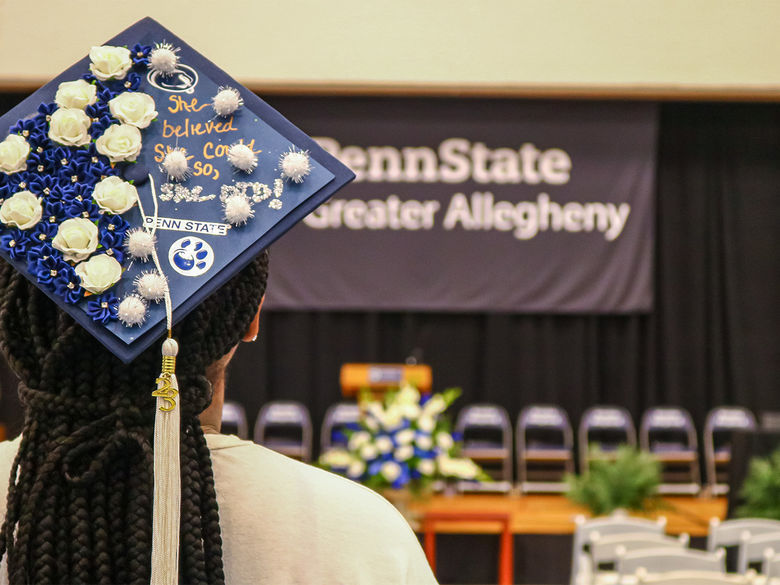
[0,250,269,585]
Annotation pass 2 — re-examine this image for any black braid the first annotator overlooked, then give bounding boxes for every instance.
[0,250,269,585]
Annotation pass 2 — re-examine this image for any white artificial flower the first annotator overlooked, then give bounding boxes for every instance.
[383,405,404,430]
[48,108,91,147]
[380,461,402,482]
[360,443,379,461]
[346,459,366,479]
[435,431,455,451]
[74,254,122,294]
[0,191,42,230]
[375,436,394,454]
[364,417,379,432]
[347,431,371,452]
[417,459,435,476]
[89,45,132,81]
[415,433,433,451]
[0,135,30,174]
[108,92,157,129]
[52,217,99,262]
[437,454,478,480]
[92,176,138,214]
[423,394,447,417]
[394,445,414,461]
[395,428,415,445]
[96,124,142,163]
[319,448,352,469]
[396,384,421,406]
[417,415,435,433]
[400,403,421,420]
[54,79,97,110]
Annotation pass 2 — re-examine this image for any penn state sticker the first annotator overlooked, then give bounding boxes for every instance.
[169,237,215,276]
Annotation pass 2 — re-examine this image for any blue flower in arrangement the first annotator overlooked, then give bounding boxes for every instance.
[26,242,58,268]
[29,221,58,245]
[83,161,119,184]
[85,101,110,121]
[43,199,69,224]
[29,174,59,197]
[89,115,116,139]
[66,198,101,221]
[121,72,143,92]
[86,293,119,324]
[33,254,70,288]
[7,171,32,192]
[99,213,129,238]
[131,44,152,67]
[9,118,38,137]
[52,264,83,305]
[0,230,32,261]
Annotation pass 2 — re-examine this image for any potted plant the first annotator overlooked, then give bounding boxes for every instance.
[737,449,780,520]
[565,445,662,516]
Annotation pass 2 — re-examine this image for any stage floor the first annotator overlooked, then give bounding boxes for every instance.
[407,494,727,536]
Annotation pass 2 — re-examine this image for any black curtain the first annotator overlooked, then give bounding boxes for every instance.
[1,97,778,455]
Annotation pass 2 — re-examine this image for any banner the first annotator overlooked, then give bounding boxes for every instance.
[264,98,656,313]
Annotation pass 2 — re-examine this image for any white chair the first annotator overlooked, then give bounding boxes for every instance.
[221,400,248,439]
[570,512,667,585]
[764,550,780,580]
[707,518,780,551]
[589,533,688,585]
[617,547,726,577]
[737,531,780,574]
[635,569,756,585]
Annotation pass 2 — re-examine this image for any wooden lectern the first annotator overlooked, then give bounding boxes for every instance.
[339,363,432,399]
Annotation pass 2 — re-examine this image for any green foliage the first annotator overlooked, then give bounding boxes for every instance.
[737,449,780,520]
[565,445,662,516]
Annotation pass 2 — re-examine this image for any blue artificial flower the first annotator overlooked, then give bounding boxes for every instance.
[66,198,101,221]
[413,447,437,460]
[97,86,120,103]
[26,149,54,175]
[29,221,58,246]
[85,101,110,122]
[121,72,142,92]
[9,118,38,137]
[81,73,97,84]
[89,115,116,139]
[101,245,124,264]
[99,213,129,235]
[0,230,32,261]
[83,160,118,184]
[34,254,69,288]
[44,146,75,172]
[7,171,32,192]
[86,293,119,324]
[28,174,59,197]
[37,103,57,117]
[26,241,59,267]
[52,263,83,304]
[131,44,152,67]
[391,462,411,489]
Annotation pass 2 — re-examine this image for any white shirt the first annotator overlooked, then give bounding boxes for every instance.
[0,434,437,585]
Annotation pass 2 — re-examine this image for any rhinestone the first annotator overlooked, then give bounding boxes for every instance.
[8,240,15,247]
[37,165,44,172]
[106,249,113,255]
[36,147,43,153]
[67,282,75,290]
[91,157,99,164]
[49,216,56,223]
[76,195,83,202]
[22,130,29,137]
[82,212,89,218]
[124,81,131,88]
[108,224,115,231]
[38,234,46,241]
[92,117,98,124]
[45,115,51,122]
[61,158,68,166]
[19,182,26,188]
[50,269,57,277]
[71,175,78,183]
[43,188,50,195]
[101,302,108,309]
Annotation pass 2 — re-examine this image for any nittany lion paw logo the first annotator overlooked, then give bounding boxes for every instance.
[147,64,199,94]
[168,237,214,277]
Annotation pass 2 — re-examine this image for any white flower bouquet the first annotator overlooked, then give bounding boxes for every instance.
[319,384,489,492]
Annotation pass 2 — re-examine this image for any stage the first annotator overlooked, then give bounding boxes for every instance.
[406,494,727,584]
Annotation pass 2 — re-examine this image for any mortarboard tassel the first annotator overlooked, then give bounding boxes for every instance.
[144,175,180,585]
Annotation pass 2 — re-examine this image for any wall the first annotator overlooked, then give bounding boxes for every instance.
[1,0,779,96]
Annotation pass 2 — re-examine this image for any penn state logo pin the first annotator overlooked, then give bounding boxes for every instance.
[168,237,214,277]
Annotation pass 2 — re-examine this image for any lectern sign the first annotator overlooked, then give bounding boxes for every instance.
[265,98,657,313]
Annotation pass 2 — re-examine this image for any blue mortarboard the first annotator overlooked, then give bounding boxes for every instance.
[0,17,354,364]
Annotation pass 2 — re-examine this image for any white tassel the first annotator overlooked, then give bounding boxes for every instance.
[150,338,181,585]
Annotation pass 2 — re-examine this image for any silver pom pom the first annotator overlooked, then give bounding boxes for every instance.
[118,295,147,327]
[149,42,180,76]
[162,148,190,182]
[227,142,257,173]
[135,270,168,302]
[125,228,156,261]
[212,87,243,117]
[223,194,254,226]
[279,149,311,183]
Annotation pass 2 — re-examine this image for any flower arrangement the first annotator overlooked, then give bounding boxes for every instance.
[319,384,490,492]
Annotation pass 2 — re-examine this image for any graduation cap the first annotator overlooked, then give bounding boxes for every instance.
[0,16,353,364]
[0,17,353,585]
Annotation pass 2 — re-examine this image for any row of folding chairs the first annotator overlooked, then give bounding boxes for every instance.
[223,400,759,495]
[572,513,780,585]
[455,403,758,495]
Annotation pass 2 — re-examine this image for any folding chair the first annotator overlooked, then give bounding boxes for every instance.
[707,519,780,551]
[254,401,313,462]
[704,406,757,495]
[517,404,574,493]
[618,547,726,577]
[635,569,756,585]
[570,511,667,585]
[455,404,512,492]
[579,406,637,473]
[320,402,361,452]
[737,531,780,574]
[764,550,780,580]
[640,406,701,494]
[589,533,688,585]
[221,400,249,439]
